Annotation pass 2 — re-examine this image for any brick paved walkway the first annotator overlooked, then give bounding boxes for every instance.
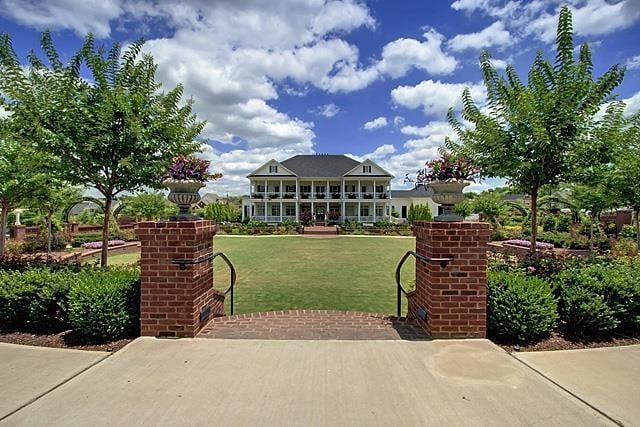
[198,310,430,340]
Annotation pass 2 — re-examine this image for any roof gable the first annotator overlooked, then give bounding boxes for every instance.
[344,159,394,178]
[247,159,297,177]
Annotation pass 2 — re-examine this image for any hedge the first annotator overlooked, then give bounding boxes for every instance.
[0,266,140,341]
[487,271,558,343]
[554,262,640,336]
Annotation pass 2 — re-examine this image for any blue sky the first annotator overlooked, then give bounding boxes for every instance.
[1,0,639,195]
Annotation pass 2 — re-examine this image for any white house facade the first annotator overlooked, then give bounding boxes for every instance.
[390,187,439,222]
[242,155,396,224]
[242,154,438,224]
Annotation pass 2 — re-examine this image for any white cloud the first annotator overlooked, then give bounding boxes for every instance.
[627,55,640,70]
[447,21,512,52]
[391,79,487,116]
[376,29,458,78]
[488,58,508,70]
[393,116,405,127]
[451,0,640,44]
[624,91,640,116]
[312,103,341,118]
[365,144,395,160]
[363,116,388,131]
[0,0,122,38]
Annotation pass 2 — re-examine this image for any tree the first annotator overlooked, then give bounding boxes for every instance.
[121,191,176,221]
[446,6,625,253]
[28,183,82,254]
[470,191,507,230]
[0,118,50,256]
[568,184,614,249]
[199,203,240,222]
[0,32,205,266]
[407,203,433,224]
[608,112,640,250]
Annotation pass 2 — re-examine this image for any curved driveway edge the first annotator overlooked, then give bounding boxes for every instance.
[0,343,109,421]
[3,337,611,426]
[514,345,640,426]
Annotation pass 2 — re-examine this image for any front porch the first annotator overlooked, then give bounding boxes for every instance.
[245,201,390,223]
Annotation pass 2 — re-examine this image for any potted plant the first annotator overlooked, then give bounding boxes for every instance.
[347,193,356,199]
[327,210,340,225]
[409,150,478,222]
[332,193,341,199]
[163,155,222,220]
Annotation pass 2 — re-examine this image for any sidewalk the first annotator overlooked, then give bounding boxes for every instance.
[0,343,108,421]
[1,338,610,426]
[515,344,640,426]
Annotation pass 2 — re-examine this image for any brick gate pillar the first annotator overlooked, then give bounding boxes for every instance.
[135,220,225,337]
[408,221,491,338]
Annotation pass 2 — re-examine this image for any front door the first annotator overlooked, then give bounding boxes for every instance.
[315,207,325,224]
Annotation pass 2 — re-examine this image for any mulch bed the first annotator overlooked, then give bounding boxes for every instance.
[0,330,133,352]
[498,331,640,353]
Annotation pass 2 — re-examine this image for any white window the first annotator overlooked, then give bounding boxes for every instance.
[300,185,311,193]
[269,165,278,173]
[375,185,384,193]
[315,185,325,193]
[363,165,372,173]
[375,206,384,216]
[271,205,280,216]
[285,205,296,216]
[361,186,367,193]
[360,206,369,216]
[285,185,296,193]
[256,184,265,192]
[345,184,356,192]
[329,185,340,193]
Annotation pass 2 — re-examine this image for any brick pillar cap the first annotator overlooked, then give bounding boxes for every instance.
[413,221,490,229]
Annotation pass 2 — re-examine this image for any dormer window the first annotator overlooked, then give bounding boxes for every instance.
[269,165,278,173]
[362,165,372,173]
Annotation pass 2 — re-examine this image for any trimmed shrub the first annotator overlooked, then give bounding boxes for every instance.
[554,263,640,336]
[620,225,637,239]
[542,216,556,232]
[22,233,68,252]
[0,270,37,329]
[68,267,140,340]
[487,271,558,343]
[555,215,571,233]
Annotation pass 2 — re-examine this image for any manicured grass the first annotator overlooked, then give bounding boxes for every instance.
[102,236,417,315]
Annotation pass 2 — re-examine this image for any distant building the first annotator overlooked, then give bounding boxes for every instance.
[242,154,437,224]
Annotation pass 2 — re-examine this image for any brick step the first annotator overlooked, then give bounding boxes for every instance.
[301,226,339,236]
[199,310,430,340]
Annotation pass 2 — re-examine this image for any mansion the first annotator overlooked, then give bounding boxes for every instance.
[241,155,438,224]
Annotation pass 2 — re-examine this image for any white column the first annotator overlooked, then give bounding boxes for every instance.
[358,180,361,199]
[326,180,329,197]
[326,201,329,222]
[280,179,283,198]
[264,201,267,221]
[279,201,283,222]
[342,200,345,222]
[296,178,300,199]
[358,202,361,222]
[311,202,315,221]
[264,179,267,196]
[373,180,376,199]
[311,180,314,199]
[295,202,299,221]
[342,179,345,198]
[373,202,376,222]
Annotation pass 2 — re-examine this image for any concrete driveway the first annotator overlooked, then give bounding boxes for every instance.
[1,338,610,426]
[515,345,640,426]
[0,343,108,421]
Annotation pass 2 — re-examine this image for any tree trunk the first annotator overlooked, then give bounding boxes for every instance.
[589,213,595,251]
[0,205,8,258]
[47,213,53,255]
[530,188,538,255]
[101,197,113,268]
[636,208,640,253]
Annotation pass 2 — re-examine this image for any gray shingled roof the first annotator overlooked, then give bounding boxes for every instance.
[390,186,434,198]
[280,155,361,177]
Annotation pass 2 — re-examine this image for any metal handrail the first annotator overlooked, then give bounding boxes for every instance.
[171,251,237,316]
[394,251,454,317]
[212,252,237,316]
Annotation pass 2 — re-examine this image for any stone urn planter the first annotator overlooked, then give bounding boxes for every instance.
[163,179,205,221]
[429,180,470,222]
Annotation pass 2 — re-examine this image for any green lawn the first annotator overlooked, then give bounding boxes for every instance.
[102,236,417,315]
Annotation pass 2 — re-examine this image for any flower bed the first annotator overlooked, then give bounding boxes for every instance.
[503,239,554,250]
[81,240,126,249]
